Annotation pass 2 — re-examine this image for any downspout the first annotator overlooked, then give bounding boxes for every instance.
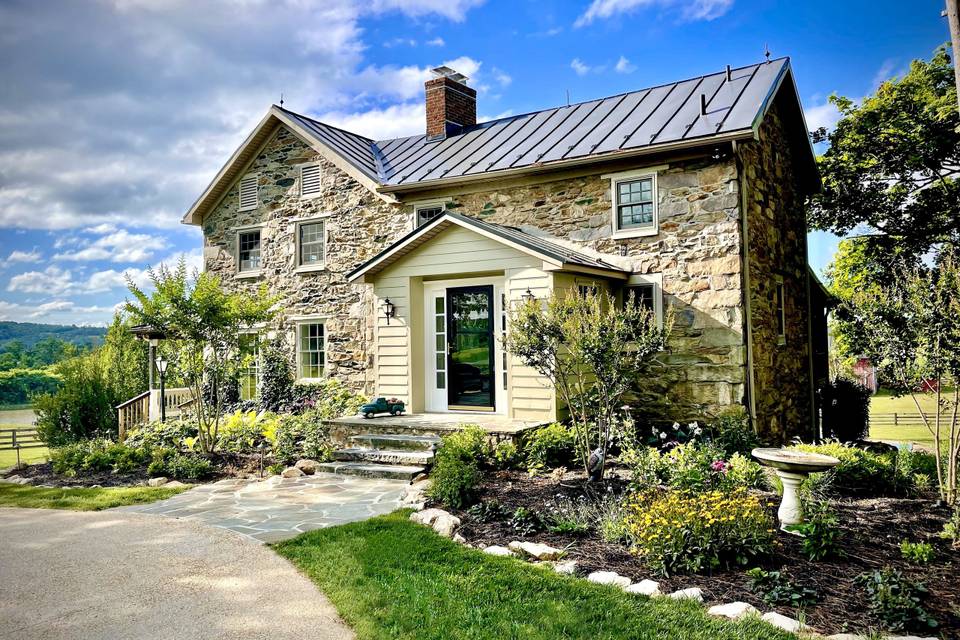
[733,140,758,428]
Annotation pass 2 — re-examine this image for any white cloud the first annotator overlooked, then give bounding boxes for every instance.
[492,68,512,87]
[383,37,418,48]
[7,266,75,295]
[0,299,117,324]
[575,0,733,27]
[804,99,842,133]
[571,58,591,76]
[615,56,636,74]
[4,249,42,264]
[426,37,446,46]
[321,103,426,140]
[54,228,170,263]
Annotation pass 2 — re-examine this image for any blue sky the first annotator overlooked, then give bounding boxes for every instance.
[0,0,951,325]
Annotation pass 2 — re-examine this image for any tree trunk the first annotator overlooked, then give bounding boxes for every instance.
[947,0,960,113]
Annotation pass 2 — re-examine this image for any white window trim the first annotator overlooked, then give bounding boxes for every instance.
[775,275,786,346]
[294,218,327,273]
[604,166,666,239]
[293,316,327,382]
[235,224,264,278]
[299,163,323,200]
[411,198,451,230]
[238,173,259,212]
[625,273,664,328]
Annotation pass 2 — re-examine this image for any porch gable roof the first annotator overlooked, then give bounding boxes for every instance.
[346,212,629,283]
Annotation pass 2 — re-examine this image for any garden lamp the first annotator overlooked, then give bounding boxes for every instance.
[382,298,396,325]
[521,288,536,302]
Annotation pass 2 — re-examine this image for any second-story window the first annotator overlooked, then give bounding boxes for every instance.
[298,221,325,267]
[606,168,662,238]
[238,229,261,273]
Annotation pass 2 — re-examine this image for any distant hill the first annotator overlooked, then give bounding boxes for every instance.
[0,321,107,349]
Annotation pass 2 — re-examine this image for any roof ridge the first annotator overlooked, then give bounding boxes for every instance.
[373,57,791,146]
[275,105,376,144]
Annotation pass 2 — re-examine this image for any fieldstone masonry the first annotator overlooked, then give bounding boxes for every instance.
[201,104,814,439]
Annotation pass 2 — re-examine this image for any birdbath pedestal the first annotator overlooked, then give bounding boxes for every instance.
[751,448,840,529]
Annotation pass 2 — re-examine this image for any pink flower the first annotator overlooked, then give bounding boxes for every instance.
[711,460,729,473]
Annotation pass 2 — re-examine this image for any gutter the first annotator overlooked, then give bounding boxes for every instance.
[733,139,758,428]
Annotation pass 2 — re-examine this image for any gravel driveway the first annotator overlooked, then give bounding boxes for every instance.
[0,508,355,640]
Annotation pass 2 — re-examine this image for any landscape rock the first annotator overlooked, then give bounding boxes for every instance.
[452,533,467,544]
[147,477,169,487]
[507,541,564,561]
[1,475,21,483]
[553,560,578,575]
[624,579,661,597]
[294,459,319,475]
[761,612,804,633]
[280,466,305,478]
[409,508,448,527]
[586,571,632,589]
[432,513,461,538]
[90,484,103,489]
[164,481,188,488]
[707,602,758,620]
[666,587,704,602]
[482,545,515,557]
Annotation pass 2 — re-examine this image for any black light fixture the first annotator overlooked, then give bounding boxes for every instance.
[155,356,169,423]
[521,288,536,302]
[382,298,396,325]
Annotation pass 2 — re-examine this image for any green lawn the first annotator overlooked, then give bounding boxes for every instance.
[275,511,792,640]
[0,484,187,511]
[869,390,949,449]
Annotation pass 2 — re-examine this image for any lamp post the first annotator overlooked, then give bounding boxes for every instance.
[156,356,169,423]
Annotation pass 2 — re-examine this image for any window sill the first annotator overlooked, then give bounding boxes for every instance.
[297,376,326,384]
[295,264,327,274]
[236,270,263,280]
[612,227,658,239]
[777,337,787,346]
[299,193,324,201]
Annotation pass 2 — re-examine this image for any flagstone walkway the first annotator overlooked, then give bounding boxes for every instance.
[118,473,407,543]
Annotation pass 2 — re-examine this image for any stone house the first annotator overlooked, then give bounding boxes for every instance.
[182,59,828,442]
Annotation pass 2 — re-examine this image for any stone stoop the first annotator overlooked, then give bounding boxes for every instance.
[318,432,441,481]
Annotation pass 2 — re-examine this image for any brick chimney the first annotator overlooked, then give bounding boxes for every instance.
[425,66,476,141]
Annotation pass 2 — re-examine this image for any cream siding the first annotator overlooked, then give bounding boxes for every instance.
[371,225,556,421]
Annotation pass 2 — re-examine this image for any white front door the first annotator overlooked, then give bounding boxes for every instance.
[424,278,505,414]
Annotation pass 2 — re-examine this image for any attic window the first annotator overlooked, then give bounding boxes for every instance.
[300,164,321,198]
[238,174,259,211]
[415,202,446,227]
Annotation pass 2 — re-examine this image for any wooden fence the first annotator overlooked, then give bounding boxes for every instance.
[0,427,44,468]
[871,413,955,427]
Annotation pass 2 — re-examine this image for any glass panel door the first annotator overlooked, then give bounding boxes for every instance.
[446,286,495,410]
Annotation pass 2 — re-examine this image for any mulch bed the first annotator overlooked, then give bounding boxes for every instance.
[452,470,960,638]
[5,453,266,488]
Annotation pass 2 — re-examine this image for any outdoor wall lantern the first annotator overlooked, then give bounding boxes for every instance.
[155,356,169,423]
[521,288,536,302]
[382,298,396,325]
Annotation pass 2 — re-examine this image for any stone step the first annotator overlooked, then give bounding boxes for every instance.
[350,433,441,452]
[315,461,426,481]
[333,448,434,466]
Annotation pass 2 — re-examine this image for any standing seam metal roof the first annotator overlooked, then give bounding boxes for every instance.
[279,58,791,190]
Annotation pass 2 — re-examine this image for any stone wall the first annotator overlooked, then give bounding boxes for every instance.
[201,126,409,394]
[415,155,748,419]
[738,98,815,441]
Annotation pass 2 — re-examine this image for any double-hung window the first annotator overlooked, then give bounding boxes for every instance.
[298,221,325,268]
[237,229,261,273]
[297,321,326,380]
[606,168,663,238]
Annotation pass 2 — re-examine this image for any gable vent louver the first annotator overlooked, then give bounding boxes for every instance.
[300,164,321,197]
[238,174,258,211]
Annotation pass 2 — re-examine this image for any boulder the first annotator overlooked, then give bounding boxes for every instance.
[553,560,579,576]
[432,513,461,538]
[667,587,704,602]
[280,466,305,478]
[586,571,631,589]
[482,545,515,557]
[147,477,169,487]
[410,508,448,527]
[707,602,758,620]
[90,484,103,489]
[1,475,21,483]
[624,579,661,597]
[165,481,188,488]
[507,541,564,561]
[15,478,31,485]
[761,612,803,633]
[294,459,319,475]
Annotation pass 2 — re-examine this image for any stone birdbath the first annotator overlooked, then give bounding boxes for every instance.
[752,448,840,529]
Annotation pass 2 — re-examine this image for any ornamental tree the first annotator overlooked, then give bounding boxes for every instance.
[504,288,671,480]
[125,260,277,455]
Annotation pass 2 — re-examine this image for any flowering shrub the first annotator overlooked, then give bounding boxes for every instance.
[624,489,776,575]
[642,420,702,449]
[620,441,767,494]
